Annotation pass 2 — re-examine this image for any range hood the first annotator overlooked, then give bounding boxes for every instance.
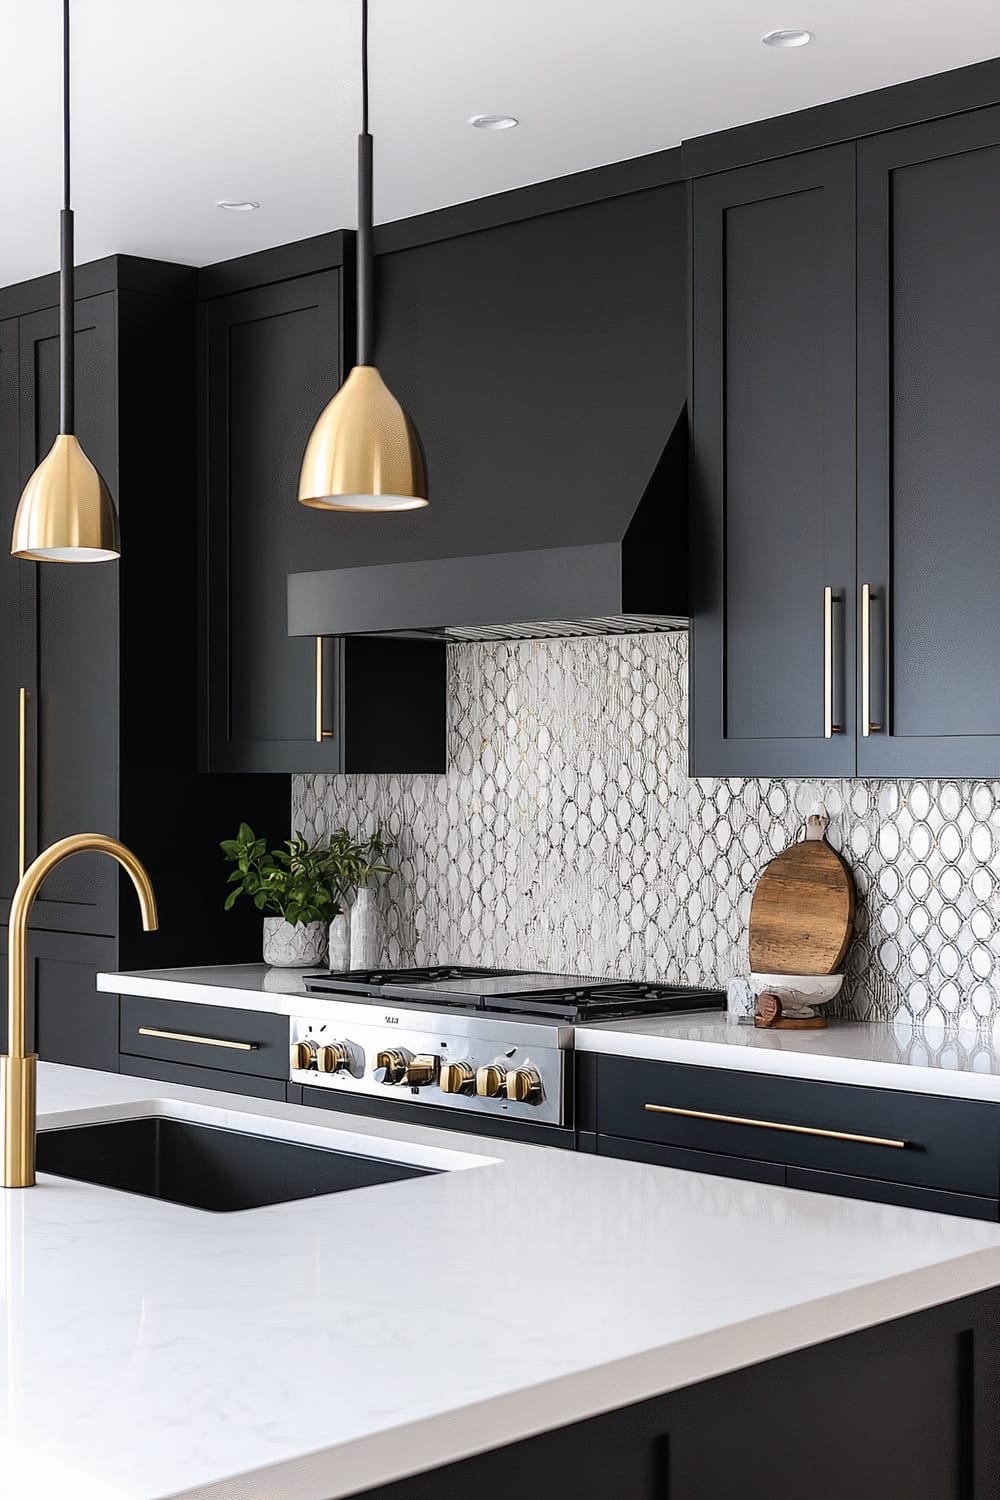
[288,408,688,643]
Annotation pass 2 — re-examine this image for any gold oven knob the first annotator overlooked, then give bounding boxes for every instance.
[316,1041,351,1074]
[405,1053,439,1087]
[290,1041,314,1071]
[439,1060,475,1095]
[373,1048,411,1085]
[506,1067,542,1104]
[476,1064,508,1098]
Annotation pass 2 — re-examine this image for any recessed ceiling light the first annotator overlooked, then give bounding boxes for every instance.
[468,114,519,131]
[762,28,815,47]
[216,199,260,212]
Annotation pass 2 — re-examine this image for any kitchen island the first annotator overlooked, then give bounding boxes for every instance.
[2,1062,999,1500]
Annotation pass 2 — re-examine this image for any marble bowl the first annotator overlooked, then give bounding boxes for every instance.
[748,972,844,1007]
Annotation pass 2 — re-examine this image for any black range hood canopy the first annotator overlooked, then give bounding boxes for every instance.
[288,408,688,644]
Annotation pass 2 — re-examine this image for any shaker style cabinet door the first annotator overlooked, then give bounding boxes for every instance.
[0,926,117,1067]
[16,294,119,936]
[857,108,1000,775]
[689,145,857,776]
[202,270,349,774]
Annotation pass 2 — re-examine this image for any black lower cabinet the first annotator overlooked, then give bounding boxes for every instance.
[118,1055,286,1103]
[598,1135,999,1220]
[588,1054,1000,1219]
[347,1289,1000,1500]
[786,1165,999,1222]
[596,1131,785,1186]
[0,926,117,1067]
[116,993,289,1102]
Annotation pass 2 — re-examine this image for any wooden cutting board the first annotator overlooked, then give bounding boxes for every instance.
[748,814,855,976]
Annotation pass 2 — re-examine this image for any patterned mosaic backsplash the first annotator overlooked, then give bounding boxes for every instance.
[293,632,1000,1034]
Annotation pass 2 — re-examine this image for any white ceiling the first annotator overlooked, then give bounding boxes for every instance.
[3,0,1000,286]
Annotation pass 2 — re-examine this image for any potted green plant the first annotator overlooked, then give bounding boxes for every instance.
[221,825,340,967]
[323,829,394,970]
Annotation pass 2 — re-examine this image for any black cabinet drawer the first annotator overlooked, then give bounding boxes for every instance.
[120,995,289,1079]
[119,1053,287,1102]
[787,1166,1000,1223]
[597,1133,785,1187]
[596,1056,1000,1198]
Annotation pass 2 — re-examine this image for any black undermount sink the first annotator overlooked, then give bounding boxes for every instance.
[36,1115,436,1212]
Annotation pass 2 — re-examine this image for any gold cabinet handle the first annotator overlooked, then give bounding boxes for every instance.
[861,584,883,736]
[138,1026,258,1052]
[644,1103,907,1150]
[315,636,334,743]
[823,586,844,737]
[18,687,27,879]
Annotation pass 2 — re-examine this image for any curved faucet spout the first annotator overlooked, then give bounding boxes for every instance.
[2,833,158,1187]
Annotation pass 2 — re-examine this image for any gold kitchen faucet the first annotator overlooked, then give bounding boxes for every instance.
[0,834,158,1187]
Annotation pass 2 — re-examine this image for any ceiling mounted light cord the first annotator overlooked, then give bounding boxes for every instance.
[11,0,120,562]
[356,0,373,368]
[298,0,428,512]
[60,0,73,435]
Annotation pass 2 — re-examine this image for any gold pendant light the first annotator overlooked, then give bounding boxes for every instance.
[298,0,428,512]
[11,0,120,563]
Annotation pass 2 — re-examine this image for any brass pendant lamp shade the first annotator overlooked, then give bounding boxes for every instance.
[298,0,428,512]
[298,366,426,511]
[11,0,120,563]
[12,434,119,561]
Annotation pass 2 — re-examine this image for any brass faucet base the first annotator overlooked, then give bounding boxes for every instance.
[0,832,158,1189]
[1,1053,37,1187]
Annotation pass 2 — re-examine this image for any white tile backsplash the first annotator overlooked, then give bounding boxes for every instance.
[293,632,1000,1032]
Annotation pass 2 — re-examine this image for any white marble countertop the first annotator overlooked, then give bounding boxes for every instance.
[5,1062,1000,1500]
[576,1013,1000,1104]
[102,964,1000,1105]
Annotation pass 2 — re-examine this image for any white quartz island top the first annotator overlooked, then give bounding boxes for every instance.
[5,1062,1000,1500]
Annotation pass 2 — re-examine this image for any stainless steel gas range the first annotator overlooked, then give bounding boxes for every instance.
[289,967,724,1135]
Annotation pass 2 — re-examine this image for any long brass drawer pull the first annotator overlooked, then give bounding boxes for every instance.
[861,583,883,736]
[644,1103,907,1150]
[138,1026,258,1052]
[18,687,27,879]
[315,636,334,743]
[823,586,844,737]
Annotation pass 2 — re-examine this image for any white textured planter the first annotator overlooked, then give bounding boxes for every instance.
[328,912,352,972]
[350,886,381,969]
[262,917,328,968]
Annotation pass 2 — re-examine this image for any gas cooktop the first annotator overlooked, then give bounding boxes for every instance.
[304,964,725,1022]
[292,965,725,1131]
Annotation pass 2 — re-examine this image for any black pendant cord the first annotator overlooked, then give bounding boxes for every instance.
[59,0,75,435]
[356,0,374,366]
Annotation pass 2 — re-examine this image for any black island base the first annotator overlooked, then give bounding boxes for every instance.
[347,1288,1000,1500]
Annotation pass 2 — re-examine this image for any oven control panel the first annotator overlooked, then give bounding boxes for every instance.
[289,1006,567,1127]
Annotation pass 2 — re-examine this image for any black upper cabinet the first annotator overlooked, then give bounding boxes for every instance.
[689,146,857,776]
[204,271,344,773]
[691,107,1000,779]
[17,295,120,933]
[857,108,1000,775]
[202,265,446,773]
[0,319,21,908]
